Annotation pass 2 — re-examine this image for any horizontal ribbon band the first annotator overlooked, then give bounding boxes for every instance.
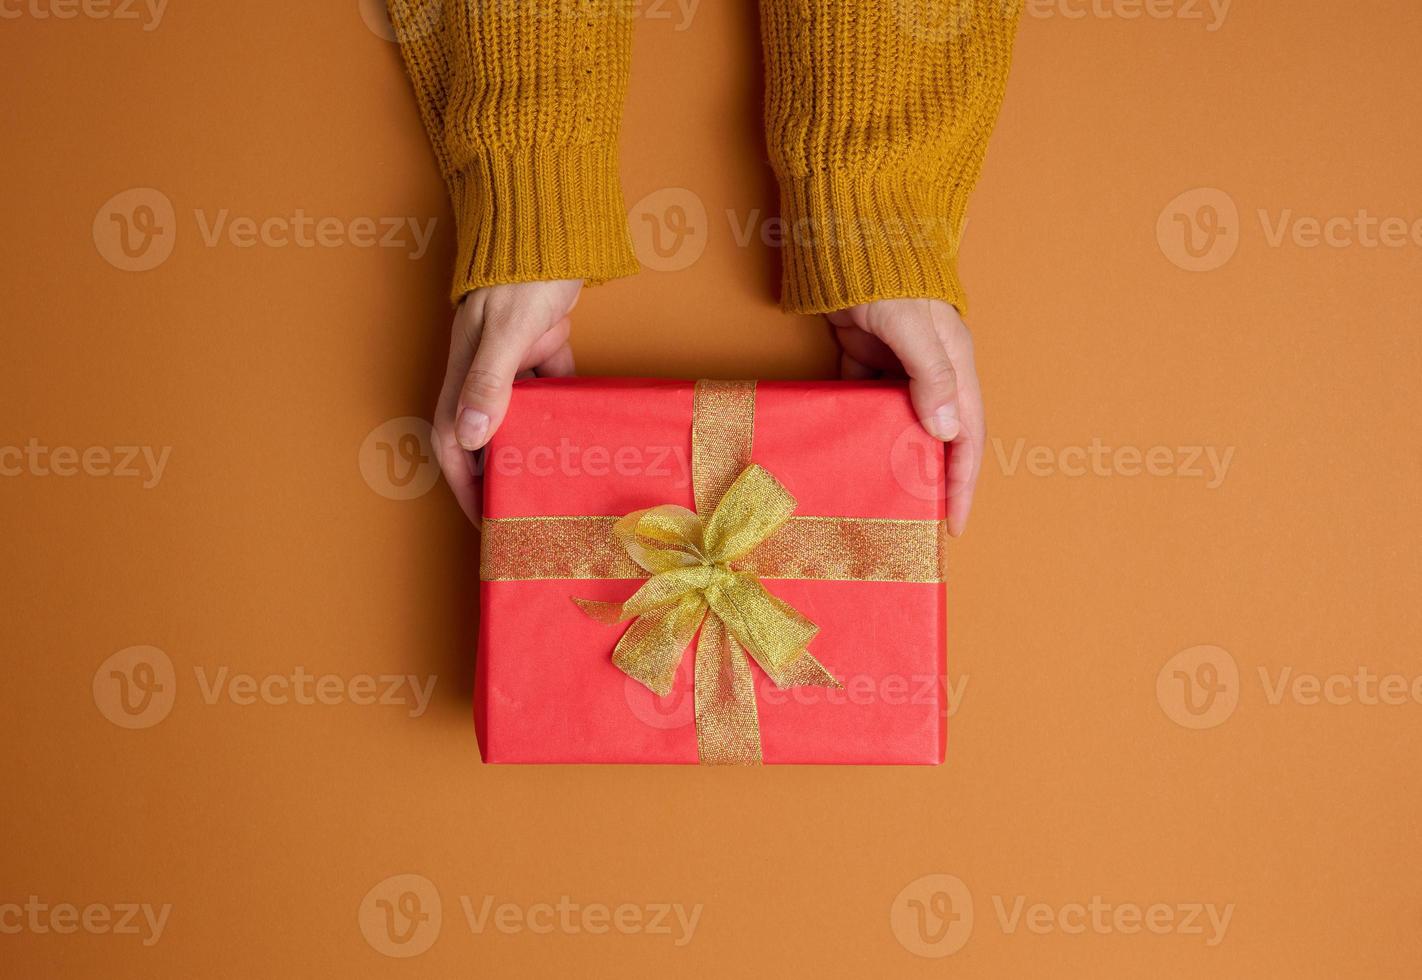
[481,514,948,583]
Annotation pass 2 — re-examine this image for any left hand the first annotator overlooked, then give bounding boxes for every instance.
[828,298,984,537]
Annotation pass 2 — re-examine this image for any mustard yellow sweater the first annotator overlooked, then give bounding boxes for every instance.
[388,1,1019,314]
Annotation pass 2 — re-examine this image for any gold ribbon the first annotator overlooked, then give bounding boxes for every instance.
[481,515,948,583]
[572,463,841,765]
[481,380,946,765]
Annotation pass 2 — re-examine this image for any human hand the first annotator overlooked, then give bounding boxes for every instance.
[828,298,984,536]
[434,279,581,524]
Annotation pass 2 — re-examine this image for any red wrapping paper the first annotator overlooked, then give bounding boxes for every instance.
[476,378,950,764]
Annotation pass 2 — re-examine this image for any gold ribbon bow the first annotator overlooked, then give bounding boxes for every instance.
[480,379,948,765]
[573,463,839,766]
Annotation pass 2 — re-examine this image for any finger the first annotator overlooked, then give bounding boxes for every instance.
[874,316,961,442]
[833,324,901,374]
[433,378,482,526]
[456,316,542,451]
[535,341,576,378]
[522,316,572,370]
[839,351,878,380]
[925,306,982,535]
[433,420,483,526]
[946,362,984,537]
[433,304,483,523]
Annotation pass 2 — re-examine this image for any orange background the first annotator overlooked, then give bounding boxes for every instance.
[3,0,1421,976]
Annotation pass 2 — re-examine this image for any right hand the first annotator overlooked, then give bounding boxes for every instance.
[828,298,984,537]
[433,279,581,525]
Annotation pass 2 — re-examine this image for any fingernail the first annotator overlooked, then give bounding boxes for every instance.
[456,407,489,450]
[925,405,959,442]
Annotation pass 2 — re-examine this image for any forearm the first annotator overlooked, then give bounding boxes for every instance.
[388,0,640,301]
[760,0,1020,315]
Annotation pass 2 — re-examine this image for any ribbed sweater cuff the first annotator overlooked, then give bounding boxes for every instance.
[446,144,640,302]
[777,169,967,316]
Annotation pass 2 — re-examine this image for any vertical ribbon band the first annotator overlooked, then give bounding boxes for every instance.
[691,380,757,513]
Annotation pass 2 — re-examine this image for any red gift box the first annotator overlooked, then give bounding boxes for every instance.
[476,378,950,765]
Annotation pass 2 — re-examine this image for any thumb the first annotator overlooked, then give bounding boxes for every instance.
[455,318,536,451]
[876,317,961,442]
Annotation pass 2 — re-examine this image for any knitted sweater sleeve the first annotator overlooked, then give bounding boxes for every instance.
[387,0,640,302]
[760,0,1021,315]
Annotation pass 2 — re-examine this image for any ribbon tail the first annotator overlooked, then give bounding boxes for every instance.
[693,613,763,765]
[572,598,631,625]
[707,572,820,675]
[751,647,842,691]
[609,595,707,697]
